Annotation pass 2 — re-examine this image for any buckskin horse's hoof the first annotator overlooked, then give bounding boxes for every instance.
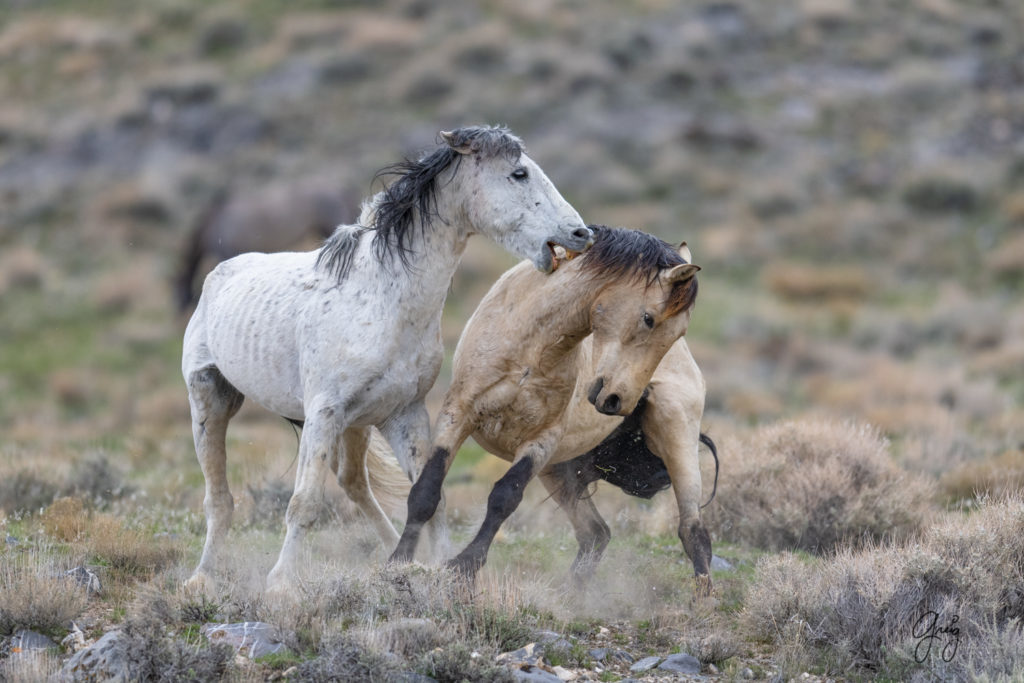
[694,574,713,599]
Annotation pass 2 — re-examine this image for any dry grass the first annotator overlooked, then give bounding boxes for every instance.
[0,549,88,635]
[940,449,1024,503]
[703,419,935,553]
[763,262,871,303]
[39,496,182,584]
[84,514,182,581]
[743,495,1024,680]
[41,496,88,541]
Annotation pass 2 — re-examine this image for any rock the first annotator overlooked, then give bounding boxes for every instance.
[6,535,17,545]
[629,655,662,672]
[611,650,635,664]
[497,642,545,667]
[512,665,563,683]
[552,665,575,681]
[66,566,102,595]
[10,629,57,655]
[708,663,720,675]
[711,555,735,571]
[658,652,701,674]
[742,667,755,679]
[61,630,131,682]
[201,622,290,659]
[61,623,89,654]
[526,631,573,658]
[588,647,608,661]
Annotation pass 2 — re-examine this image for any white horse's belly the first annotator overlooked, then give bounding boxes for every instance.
[194,251,444,425]
[200,254,310,418]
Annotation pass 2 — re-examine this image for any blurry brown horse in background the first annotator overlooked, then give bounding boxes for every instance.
[175,179,359,311]
[389,225,718,596]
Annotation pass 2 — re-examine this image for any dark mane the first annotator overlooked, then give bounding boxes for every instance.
[316,125,524,281]
[578,225,699,315]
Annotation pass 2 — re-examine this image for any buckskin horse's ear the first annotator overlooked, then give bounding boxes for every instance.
[440,131,472,155]
[661,263,700,285]
[678,241,693,264]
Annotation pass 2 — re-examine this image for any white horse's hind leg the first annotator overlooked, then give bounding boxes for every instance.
[267,401,341,595]
[338,427,400,548]
[184,365,244,592]
[380,402,450,563]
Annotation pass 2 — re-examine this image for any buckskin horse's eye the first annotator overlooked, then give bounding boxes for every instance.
[643,312,655,328]
[511,167,529,181]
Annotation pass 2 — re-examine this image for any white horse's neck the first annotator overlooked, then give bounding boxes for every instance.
[355,181,471,326]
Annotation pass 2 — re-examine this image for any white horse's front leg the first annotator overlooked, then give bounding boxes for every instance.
[380,401,450,563]
[267,401,342,596]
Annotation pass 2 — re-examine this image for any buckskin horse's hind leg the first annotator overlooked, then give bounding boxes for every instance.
[184,365,244,592]
[538,467,611,587]
[643,386,713,597]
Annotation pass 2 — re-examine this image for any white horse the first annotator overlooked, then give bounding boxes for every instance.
[182,126,593,594]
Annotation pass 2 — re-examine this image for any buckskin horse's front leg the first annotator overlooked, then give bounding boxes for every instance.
[389,406,473,564]
[448,428,562,579]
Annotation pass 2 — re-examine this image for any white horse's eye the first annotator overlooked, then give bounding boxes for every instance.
[643,312,655,328]
[511,167,529,181]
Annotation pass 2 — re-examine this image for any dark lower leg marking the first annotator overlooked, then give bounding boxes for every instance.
[679,519,712,578]
[450,457,533,576]
[390,448,448,562]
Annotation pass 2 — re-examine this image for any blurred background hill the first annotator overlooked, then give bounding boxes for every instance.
[2,1,1024,678]
[2,0,1024,538]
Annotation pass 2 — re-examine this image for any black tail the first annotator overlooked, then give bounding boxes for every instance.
[698,433,718,508]
[554,396,720,507]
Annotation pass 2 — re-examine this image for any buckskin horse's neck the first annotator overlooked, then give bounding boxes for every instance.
[523,260,601,370]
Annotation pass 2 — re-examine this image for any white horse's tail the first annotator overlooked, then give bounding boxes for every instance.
[366,429,410,521]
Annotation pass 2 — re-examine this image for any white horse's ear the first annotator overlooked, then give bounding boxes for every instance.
[662,263,700,285]
[440,131,472,155]
[678,241,693,264]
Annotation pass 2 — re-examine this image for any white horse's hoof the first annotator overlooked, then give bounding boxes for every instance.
[183,572,215,595]
[264,571,298,603]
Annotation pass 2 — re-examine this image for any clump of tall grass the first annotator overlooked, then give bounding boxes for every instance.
[703,419,934,553]
[744,495,1024,680]
[0,548,88,635]
[41,496,182,583]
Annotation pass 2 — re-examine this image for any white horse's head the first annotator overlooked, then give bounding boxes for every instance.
[319,126,591,281]
[440,126,592,273]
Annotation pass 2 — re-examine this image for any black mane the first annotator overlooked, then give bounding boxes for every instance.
[316,126,524,281]
[579,225,699,315]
